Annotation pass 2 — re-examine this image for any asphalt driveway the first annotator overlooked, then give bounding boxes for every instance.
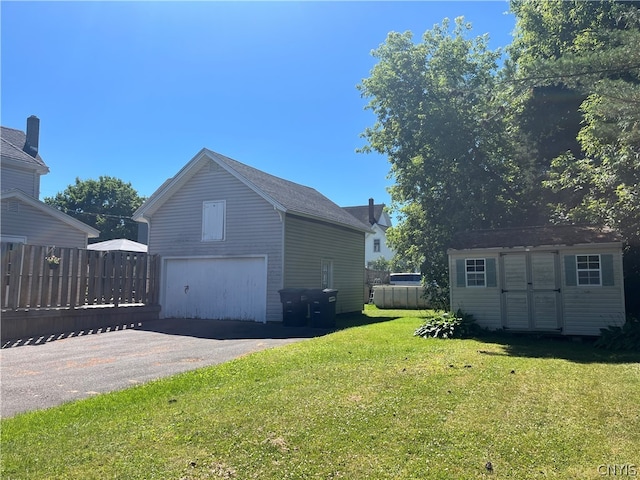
[1,318,325,418]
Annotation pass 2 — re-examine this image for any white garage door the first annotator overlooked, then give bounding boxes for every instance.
[162,256,267,322]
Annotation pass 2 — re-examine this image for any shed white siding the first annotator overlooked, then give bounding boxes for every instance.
[449,243,626,336]
[560,246,626,335]
[147,162,284,322]
[284,215,365,314]
[449,253,502,329]
[1,198,89,248]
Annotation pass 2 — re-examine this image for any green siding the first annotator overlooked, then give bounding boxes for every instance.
[456,259,465,287]
[284,215,365,314]
[564,255,577,286]
[486,258,497,287]
[601,254,614,286]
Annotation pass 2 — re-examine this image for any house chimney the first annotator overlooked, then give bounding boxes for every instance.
[368,198,375,225]
[24,115,40,158]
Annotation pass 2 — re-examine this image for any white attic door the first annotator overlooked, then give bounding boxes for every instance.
[202,200,225,241]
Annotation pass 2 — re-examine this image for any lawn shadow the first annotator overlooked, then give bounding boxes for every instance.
[1,310,404,348]
[473,331,640,365]
[134,317,331,340]
[139,306,411,339]
[335,310,404,330]
[136,311,404,340]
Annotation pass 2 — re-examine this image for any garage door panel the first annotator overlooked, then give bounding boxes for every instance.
[163,257,267,322]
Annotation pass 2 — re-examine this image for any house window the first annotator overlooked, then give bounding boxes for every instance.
[373,239,381,252]
[321,259,333,289]
[202,200,225,241]
[576,254,601,286]
[466,258,486,287]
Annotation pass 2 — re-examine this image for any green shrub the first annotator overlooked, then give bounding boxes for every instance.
[414,310,481,339]
[595,315,640,351]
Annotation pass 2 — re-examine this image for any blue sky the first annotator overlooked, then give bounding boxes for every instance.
[2,1,515,212]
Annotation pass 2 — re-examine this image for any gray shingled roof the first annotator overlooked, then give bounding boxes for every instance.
[0,126,48,171]
[206,149,371,232]
[450,225,622,250]
[343,203,386,226]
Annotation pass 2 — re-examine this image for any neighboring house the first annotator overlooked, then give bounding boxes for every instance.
[343,198,395,267]
[133,148,372,323]
[1,116,99,247]
[448,225,626,336]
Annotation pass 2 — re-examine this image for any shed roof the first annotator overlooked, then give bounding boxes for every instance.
[449,225,622,250]
[134,148,372,233]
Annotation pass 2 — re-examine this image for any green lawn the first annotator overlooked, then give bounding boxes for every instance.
[2,306,639,479]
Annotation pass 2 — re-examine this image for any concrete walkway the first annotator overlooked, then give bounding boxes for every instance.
[1,318,325,418]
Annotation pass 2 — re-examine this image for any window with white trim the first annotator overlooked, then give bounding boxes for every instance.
[321,259,333,289]
[202,200,225,241]
[466,258,486,287]
[373,239,381,252]
[576,254,601,286]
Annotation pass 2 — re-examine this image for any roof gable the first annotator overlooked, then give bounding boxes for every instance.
[0,126,49,173]
[449,225,622,250]
[134,148,371,233]
[342,203,387,226]
[1,190,99,237]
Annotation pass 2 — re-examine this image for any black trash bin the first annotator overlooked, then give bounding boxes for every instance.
[307,289,338,328]
[278,288,308,326]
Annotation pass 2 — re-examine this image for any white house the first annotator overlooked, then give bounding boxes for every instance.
[343,198,395,267]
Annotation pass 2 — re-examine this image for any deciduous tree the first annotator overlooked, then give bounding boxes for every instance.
[44,176,145,242]
[508,0,640,243]
[358,18,525,306]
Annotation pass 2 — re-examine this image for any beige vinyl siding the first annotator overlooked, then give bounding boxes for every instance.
[449,254,502,329]
[147,163,284,322]
[1,166,39,197]
[560,246,626,336]
[1,200,88,248]
[284,214,365,314]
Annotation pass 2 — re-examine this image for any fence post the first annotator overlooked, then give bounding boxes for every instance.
[1,243,25,310]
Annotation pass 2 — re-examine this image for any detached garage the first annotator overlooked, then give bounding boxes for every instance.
[448,225,626,336]
[133,148,370,323]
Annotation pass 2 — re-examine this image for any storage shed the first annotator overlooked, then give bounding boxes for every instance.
[448,225,626,336]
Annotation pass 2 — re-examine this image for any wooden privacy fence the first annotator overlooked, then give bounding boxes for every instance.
[1,243,160,310]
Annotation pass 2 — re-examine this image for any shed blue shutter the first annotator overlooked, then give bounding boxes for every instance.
[456,259,466,287]
[601,254,614,286]
[486,258,497,287]
[564,255,577,286]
